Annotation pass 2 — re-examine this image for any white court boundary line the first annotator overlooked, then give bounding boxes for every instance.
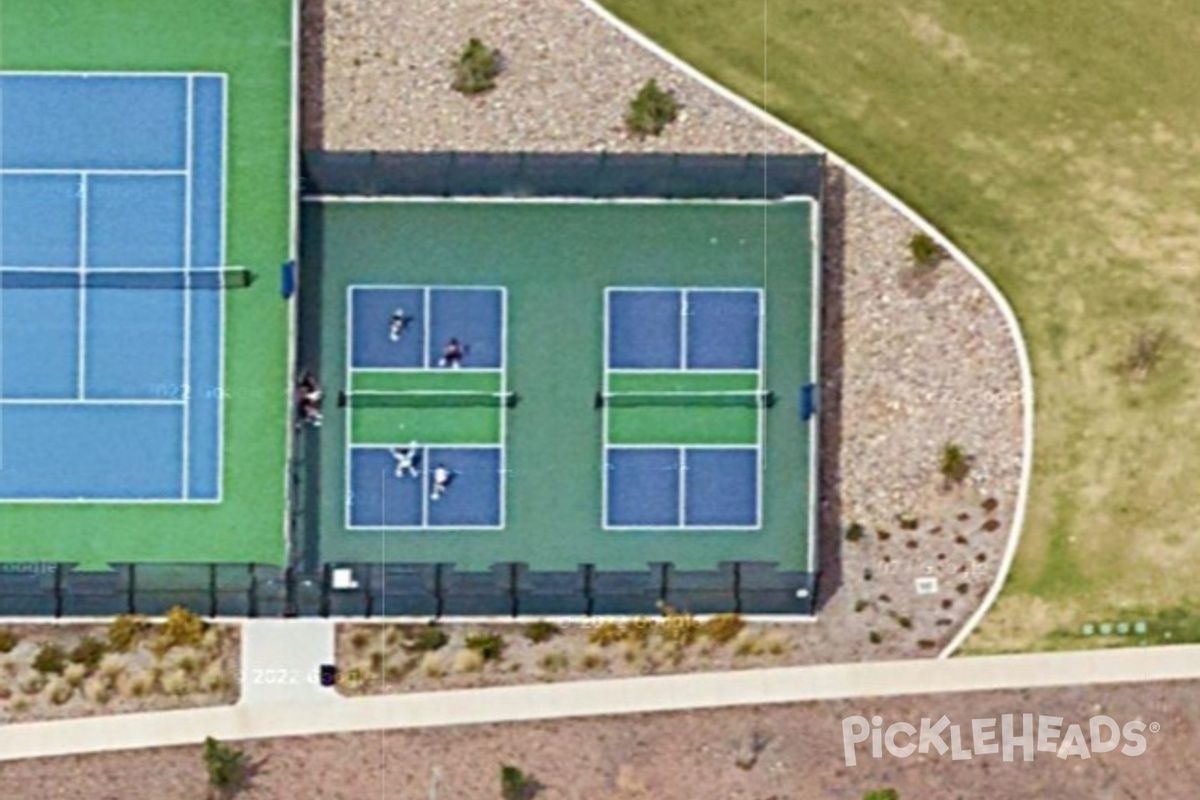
[76,174,88,399]
[576,0,1034,651]
[602,287,765,531]
[181,76,193,500]
[0,169,186,176]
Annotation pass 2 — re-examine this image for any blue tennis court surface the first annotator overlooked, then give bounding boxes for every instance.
[0,73,226,501]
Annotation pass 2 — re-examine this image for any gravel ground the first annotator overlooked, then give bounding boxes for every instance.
[301,0,806,153]
[4,679,1196,798]
[300,0,1027,660]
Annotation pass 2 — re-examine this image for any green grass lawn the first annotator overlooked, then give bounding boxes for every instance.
[601,0,1200,650]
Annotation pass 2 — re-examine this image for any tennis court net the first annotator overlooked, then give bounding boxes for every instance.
[0,268,255,290]
[339,390,518,409]
[596,390,774,409]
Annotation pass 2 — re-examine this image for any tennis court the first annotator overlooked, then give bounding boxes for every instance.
[0,0,293,567]
[0,73,229,501]
[302,197,819,583]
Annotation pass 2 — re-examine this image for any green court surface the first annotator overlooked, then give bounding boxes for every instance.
[605,372,761,445]
[0,0,294,567]
[304,200,817,572]
[348,371,503,445]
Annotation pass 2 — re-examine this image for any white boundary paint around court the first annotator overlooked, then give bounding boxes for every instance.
[0,70,230,506]
[601,287,766,531]
[343,284,508,532]
[576,0,1033,655]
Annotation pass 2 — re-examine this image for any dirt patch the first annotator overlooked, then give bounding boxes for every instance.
[3,678,1196,797]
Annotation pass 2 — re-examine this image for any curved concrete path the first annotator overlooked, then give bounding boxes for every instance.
[0,621,1196,762]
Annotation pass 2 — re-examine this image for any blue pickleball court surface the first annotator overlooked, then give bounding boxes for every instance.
[348,446,502,529]
[350,286,504,370]
[605,447,759,529]
[0,73,226,501]
[606,287,762,370]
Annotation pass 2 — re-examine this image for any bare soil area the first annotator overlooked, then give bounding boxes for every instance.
[3,678,1195,798]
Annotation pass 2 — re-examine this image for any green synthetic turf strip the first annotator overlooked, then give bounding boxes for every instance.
[351,371,501,394]
[607,372,758,394]
[607,405,758,446]
[351,405,500,446]
[308,200,815,571]
[0,0,292,566]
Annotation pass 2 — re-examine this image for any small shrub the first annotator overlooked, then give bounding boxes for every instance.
[47,678,73,706]
[452,37,502,95]
[405,624,449,653]
[119,671,154,699]
[420,651,445,678]
[869,631,883,645]
[452,648,485,674]
[0,629,19,653]
[620,618,655,644]
[732,629,763,657]
[522,620,561,644]
[162,668,191,696]
[0,685,11,701]
[348,629,373,652]
[98,653,127,682]
[155,606,206,654]
[539,652,569,673]
[63,662,88,687]
[1119,328,1168,381]
[619,639,642,664]
[918,639,938,650]
[909,232,943,269]
[898,515,919,530]
[33,644,66,675]
[464,632,505,662]
[700,614,745,645]
[501,764,534,800]
[854,599,870,613]
[19,673,46,695]
[660,612,700,646]
[588,621,624,647]
[940,442,970,484]
[107,614,150,653]
[864,789,900,800]
[762,631,790,656]
[625,78,680,138]
[580,644,607,671]
[876,530,892,541]
[203,737,247,794]
[201,662,229,693]
[83,677,112,705]
[956,583,970,595]
[896,615,913,630]
[69,636,108,671]
[10,698,30,715]
[845,523,865,542]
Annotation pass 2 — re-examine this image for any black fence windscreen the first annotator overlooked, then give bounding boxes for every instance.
[0,562,815,617]
[301,151,824,201]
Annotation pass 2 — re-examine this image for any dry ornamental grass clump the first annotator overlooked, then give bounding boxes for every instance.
[452,648,484,674]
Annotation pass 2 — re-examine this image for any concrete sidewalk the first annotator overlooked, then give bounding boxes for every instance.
[1,632,1197,762]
